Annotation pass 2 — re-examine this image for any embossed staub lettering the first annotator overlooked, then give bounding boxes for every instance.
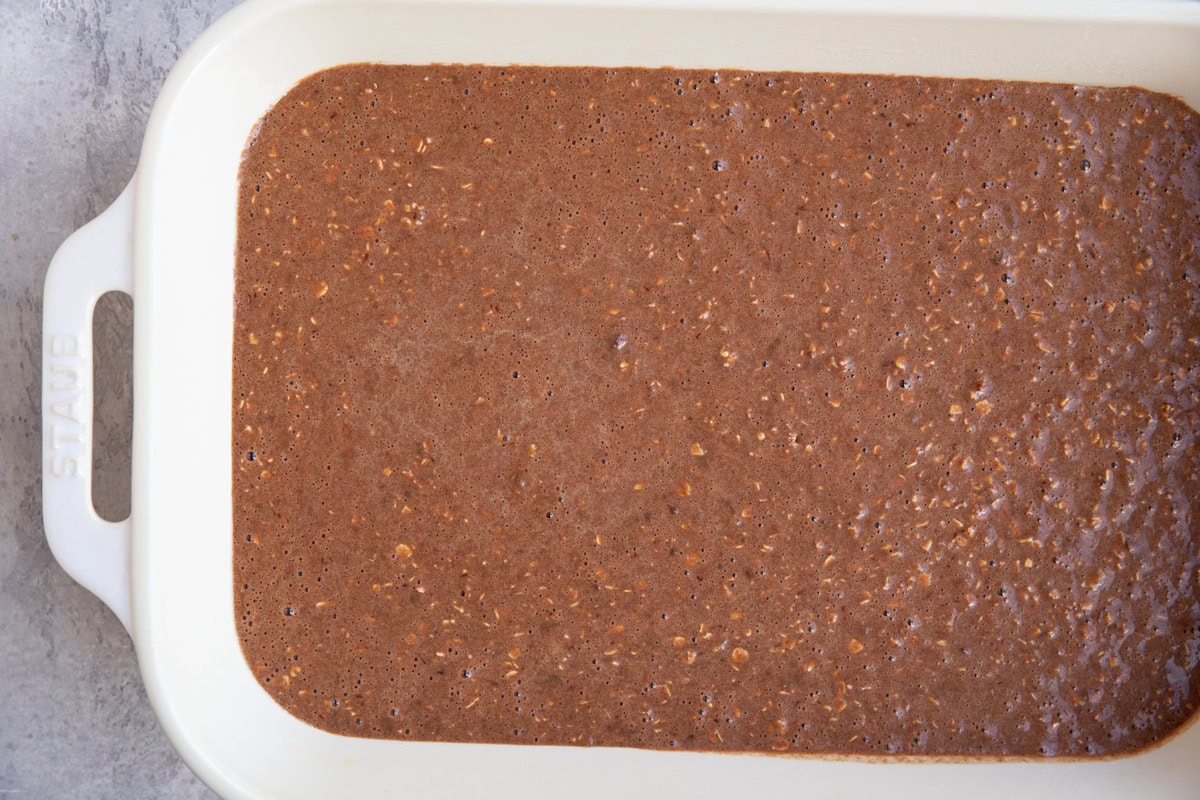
[47,333,84,478]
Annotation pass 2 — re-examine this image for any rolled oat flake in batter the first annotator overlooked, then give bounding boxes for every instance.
[233,65,1200,756]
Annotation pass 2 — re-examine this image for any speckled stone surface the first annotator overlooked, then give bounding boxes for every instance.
[0,2,237,798]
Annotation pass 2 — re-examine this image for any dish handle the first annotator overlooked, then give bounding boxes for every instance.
[42,178,135,637]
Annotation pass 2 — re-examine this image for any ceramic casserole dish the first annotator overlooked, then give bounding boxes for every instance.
[41,0,1200,797]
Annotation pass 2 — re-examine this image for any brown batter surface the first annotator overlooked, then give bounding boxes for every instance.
[233,65,1200,756]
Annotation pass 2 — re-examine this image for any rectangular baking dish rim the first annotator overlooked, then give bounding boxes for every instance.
[126,1,1200,797]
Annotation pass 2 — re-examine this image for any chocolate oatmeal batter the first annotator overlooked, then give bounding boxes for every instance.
[233,65,1200,756]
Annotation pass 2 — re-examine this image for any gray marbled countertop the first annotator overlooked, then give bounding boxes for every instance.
[1,2,236,797]
[6,3,1199,799]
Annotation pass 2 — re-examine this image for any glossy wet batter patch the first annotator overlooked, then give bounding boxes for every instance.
[234,65,1200,755]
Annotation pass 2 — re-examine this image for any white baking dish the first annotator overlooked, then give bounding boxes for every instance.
[41,0,1200,797]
